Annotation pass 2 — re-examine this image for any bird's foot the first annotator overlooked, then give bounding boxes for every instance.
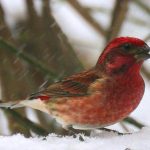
[65,126,85,141]
[98,127,131,135]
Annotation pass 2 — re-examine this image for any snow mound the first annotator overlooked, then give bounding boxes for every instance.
[0,127,150,150]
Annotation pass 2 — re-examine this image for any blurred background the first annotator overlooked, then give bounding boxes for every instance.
[0,0,150,137]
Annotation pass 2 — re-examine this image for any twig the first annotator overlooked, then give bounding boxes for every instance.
[0,4,32,135]
[85,6,110,14]
[0,38,58,80]
[123,117,144,129]
[106,0,129,42]
[120,122,130,132]
[133,0,150,14]
[144,34,150,42]
[41,0,84,75]
[141,67,150,80]
[3,108,49,136]
[85,6,150,28]
[68,0,106,36]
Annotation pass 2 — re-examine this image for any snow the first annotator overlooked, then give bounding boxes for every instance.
[0,127,150,150]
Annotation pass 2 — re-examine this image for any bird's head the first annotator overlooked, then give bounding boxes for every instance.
[97,37,150,75]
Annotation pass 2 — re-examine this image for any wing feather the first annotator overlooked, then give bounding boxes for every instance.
[30,68,100,99]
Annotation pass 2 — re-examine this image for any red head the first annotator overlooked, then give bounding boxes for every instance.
[97,37,150,75]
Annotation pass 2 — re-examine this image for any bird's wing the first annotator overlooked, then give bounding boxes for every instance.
[30,69,100,99]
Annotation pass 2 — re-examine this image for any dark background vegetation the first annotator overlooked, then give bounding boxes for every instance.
[0,0,149,137]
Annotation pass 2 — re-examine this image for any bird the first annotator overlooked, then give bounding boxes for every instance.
[0,37,150,136]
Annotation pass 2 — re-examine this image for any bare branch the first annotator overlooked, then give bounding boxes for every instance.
[123,117,144,129]
[144,34,150,42]
[0,38,58,80]
[142,67,150,80]
[106,0,129,42]
[133,0,150,14]
[3,108,49,136]
[68,0,106,36]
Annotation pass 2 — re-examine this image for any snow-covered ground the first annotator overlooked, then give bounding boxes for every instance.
[0,127,150,150]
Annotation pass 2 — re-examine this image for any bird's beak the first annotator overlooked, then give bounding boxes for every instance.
[134,44,150,61]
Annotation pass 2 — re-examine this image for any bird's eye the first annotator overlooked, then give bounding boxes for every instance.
[123,43,132,49]
[121,43,133,53]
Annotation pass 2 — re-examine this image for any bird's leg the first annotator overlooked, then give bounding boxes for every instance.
[98,127,130,135]
[65,126,85,141]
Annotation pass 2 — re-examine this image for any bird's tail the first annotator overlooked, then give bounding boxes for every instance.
[0,100,24,109]
[0,99,49,113]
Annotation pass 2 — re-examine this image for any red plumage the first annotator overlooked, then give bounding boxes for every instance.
[1,37,150,130]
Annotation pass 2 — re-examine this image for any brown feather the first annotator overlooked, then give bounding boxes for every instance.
[30,68,100,99]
